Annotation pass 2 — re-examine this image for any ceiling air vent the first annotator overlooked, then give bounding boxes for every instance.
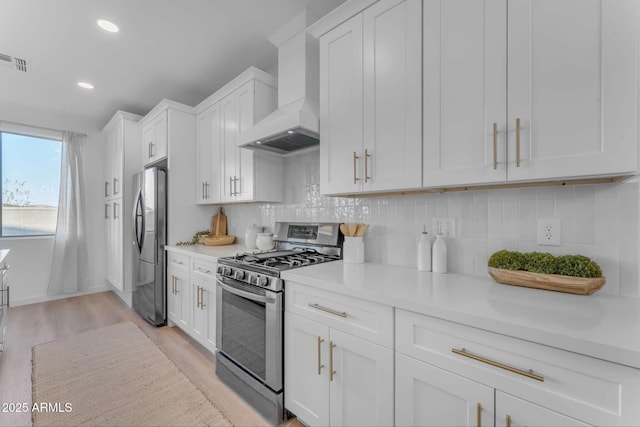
[0,52,30,72]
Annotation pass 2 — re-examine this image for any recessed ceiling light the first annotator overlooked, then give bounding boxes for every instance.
[77,81,94,89]
[97,19,119,33]
[287,130,294,134]
[256,141,262,144]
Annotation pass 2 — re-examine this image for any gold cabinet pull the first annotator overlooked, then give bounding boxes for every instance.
[506,415,512,427]
[477,403,482,427]
[317,336,325,375]
[353,152,360,184]
[492,123,498,170]
[200,287,206,309]
[515,117,521,167]
[364,149,371,183]
[452,348,544,382]
[329,341,337,381]
[308,303,347,318]
[196,286,201,309]
[175,276,179,294]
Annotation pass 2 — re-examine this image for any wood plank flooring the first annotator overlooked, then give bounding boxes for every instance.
[0,291,284,427]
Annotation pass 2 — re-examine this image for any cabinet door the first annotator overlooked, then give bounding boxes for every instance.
[111,200,123,291]
[362,0,422,192]
[196,108,213,204]
[203,280,216,353]
[395,353,494,427]
[190,277,207,342]
[104,203,114,285]
[142,123,154,165]
[220,93,237,202]
[285,312,330,427]
[320,14,364,195]
[508,0,638,181]
[111,122,124,197]
[329,328,394,427]
[152,112,168,161]
[169,268,189,330]
[496,391,590,427]
[423,0,507,187]
[104,127,115,198]
[167,267,181,326]
[235,80,255,202]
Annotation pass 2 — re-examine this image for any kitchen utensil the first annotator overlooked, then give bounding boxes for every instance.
[355,224,368,237]
[211,207,228,236]
[348,223,357,237]
[340,224,350,237]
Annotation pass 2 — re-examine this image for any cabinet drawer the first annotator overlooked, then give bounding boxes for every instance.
[396,309,640,426]
[286,282,393,348]
[166,252,189,271]
[191,258,216,280]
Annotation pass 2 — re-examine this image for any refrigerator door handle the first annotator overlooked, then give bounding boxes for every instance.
[132,189,144,253]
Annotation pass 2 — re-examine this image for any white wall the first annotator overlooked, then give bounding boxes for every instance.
[0,105,109,305]
[220,150,640,298]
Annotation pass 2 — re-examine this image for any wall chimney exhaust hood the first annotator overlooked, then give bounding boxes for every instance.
[239,11,320,156]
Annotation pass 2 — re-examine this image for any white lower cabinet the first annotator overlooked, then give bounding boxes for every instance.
[166,249,217,354]
[395,308,640,426]
[396,353,494,427]
[284,283,394,427]
[167,252,189,330]
[495,391,589,427]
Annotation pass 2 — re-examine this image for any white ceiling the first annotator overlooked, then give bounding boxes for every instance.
[0,0,345,131]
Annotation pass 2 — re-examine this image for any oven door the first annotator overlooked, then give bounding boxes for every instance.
[216,275,283,392]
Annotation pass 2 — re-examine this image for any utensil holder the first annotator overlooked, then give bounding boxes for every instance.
[343,237,364,264]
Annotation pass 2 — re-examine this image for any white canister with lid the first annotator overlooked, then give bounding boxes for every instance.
[245,224,263,249]
[343,236,364,264]
[256,232,275,251]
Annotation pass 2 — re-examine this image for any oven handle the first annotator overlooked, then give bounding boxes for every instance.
[216,277,276,304]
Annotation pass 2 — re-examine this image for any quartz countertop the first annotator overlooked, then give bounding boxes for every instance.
[165,244,246,261]
[281,261,640,369]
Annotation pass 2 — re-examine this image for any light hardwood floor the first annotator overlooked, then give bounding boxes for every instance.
[0,291,298,427]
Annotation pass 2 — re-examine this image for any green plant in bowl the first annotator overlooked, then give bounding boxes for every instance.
[523,252,556,274]
[488,250,525,270]
[555,255,602,278]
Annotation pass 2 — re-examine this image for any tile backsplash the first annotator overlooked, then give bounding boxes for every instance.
[219,151,639,297]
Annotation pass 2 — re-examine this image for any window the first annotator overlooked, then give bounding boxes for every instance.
[0,130,62,237]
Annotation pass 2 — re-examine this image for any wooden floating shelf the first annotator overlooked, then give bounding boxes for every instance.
[488,267,605,295]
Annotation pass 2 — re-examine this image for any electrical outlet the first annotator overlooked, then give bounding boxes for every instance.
[432,217,456,238]
[537,217,561,246]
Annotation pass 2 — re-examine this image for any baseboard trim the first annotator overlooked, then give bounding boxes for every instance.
[10,286,112,307]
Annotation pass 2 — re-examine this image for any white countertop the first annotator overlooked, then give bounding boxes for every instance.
[281,261,640,369]
[165,244,246,261]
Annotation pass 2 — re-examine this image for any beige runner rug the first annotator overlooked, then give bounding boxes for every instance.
[32,321,232,426]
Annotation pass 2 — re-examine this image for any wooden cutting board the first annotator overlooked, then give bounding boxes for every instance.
[210,207,227,237]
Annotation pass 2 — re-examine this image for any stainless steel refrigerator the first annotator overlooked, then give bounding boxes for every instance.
[132,167,167,326]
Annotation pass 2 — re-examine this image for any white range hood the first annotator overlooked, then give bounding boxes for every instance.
[239,11,320,156]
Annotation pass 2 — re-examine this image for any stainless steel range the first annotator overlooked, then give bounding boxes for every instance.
[215,222,343,424]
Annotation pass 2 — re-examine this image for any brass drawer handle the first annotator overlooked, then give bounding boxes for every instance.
[477,403,482,427]
[506,415,512,427]
[452,348,544,382]
[515,117,521,167]
[317,336,325,375]
[308,303,347,318]
[329,341,337,381]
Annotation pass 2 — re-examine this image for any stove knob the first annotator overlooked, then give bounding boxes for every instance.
[217,266,224,275]
[234,270,245,280]
[257,276,269,287]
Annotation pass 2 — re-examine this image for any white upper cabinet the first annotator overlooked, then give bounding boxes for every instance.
[142,110,168,166]
[507,0,638,182]
[423,0,507,186]
[424,0,639,188]
[319,0,422,195]
[196,103,220,204]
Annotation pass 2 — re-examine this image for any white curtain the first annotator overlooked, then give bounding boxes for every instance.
[47,131,89,295]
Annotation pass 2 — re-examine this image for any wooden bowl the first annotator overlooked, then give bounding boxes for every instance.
[488,267,605,295]
[201,235,235,246]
